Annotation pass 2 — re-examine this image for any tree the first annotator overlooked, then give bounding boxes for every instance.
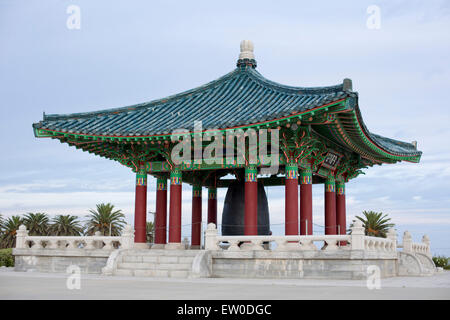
[48,215,84,236]
[85,203,126,236]
[354,211,394,238]
[23,213,50,236]
[147,210,155,243]
[0,216,23,248]
[0,214,4,233]
[146,221,154,243]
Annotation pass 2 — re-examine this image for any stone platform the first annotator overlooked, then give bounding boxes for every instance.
[13,247,435,280]
[12,222,436,280]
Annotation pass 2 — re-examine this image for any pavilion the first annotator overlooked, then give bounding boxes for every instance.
[32,40,422,251]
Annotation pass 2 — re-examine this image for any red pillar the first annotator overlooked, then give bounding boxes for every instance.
[168,169,182,246]
[324,176,336,235]
[285,163,299,235]
[134,164,147,247]
[154,176,167,246]
[207,187,217,226]
[336,181,346,236]
[244,166,258,235]
[191,183,202,248]
[300,166,313,235]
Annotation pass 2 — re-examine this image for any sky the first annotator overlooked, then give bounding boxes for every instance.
[0,0,449,255]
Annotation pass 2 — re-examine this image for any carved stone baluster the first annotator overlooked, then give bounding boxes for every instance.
[228,239,241,251]
[373,240,379,251]
[368,240,374,251]
[32,239,43,249]
[251,239,264,251]
[85,239,95,249]
[300,239,316,251]
[66,239,77,249]
[274,238,288,251]
[323,238,338,251]
[103,239,113,250]
[47,239,58,249]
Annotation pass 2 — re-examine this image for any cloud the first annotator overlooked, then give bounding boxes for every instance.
[0,0,449,253]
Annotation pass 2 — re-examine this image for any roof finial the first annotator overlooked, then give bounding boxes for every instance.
[237,40,257,68]
[343,78,353,91]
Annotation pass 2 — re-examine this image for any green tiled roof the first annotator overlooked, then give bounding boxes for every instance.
[32,64,421,162]
[34,66,346,136]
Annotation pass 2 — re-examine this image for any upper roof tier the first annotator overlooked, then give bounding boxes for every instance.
[36,67,348,135]
[32,40,422,164]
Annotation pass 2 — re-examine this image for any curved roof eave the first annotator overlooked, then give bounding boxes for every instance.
[349,97,422,162]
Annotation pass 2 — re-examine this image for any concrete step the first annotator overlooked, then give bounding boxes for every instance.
[132,269,190,278]
[117,262,192,271]
[114,269,134,276]
[114,268,191,278]
[112,249,200,278]
[122,255,195,264]
[125,249,201,257]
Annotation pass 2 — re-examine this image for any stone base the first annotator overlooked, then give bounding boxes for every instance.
[190,245,201,250]
[133,243,150,249]
[13,248,110,274]
[151,244,166,250]
[13,247,433,280]
[165,243,185,250]
[211,250,398,280]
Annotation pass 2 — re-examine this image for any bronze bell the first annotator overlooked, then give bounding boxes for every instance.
[221,180,270,235]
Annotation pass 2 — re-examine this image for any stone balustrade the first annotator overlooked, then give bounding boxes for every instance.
[363,236,396,252]
[399,231,431,257]
[215,234,351,251]
[15,224,135,250]
[204,220,397,253]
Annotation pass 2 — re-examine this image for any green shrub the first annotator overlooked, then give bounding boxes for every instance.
[432,256,449,269]
[0,248,14,267]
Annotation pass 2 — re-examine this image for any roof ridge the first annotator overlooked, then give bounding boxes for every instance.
[246,68,344,94]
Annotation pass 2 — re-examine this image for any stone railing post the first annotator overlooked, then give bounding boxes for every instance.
[387,228,397,251]
[94,231,103,249]
[402,231,413,253]
[182,237,190,250]
[422,234,431,257]
[205,223,219,250]
[121,224,134,249]
[16,225,28,249]
[350,220,365,250]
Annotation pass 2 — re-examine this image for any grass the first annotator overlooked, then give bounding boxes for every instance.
[0,248,14,267]
[432,255,449,270]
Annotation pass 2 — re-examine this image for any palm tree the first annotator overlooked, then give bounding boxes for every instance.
[1,216,23,248]
[48,215,84,236]
[0,214,4,233]
[23,213,50,236]
[354,211,395,238]
[85,203,126,236]
[146,221,154,243]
